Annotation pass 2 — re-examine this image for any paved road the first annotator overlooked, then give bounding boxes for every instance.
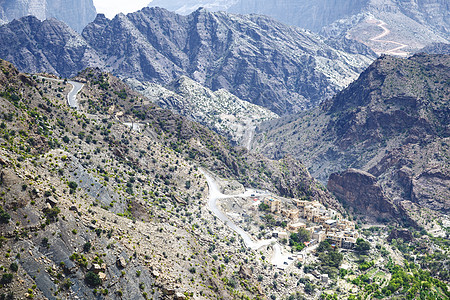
[67,81,84,109]
[38,76,83,109]
[201,170,294,268]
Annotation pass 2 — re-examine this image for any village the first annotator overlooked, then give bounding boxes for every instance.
[219,192,359,258]
[259,197,358,249]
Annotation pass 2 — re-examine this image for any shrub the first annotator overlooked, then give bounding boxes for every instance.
[85,271,101,287]
[1,273,13,284]
[83,242,92,253]
[0,207,11,224]
[355,238,371,252]
[9,263,18,272]
[43,206,60,222]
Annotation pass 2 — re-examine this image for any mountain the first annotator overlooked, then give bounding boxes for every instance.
[126,76,278,147]
[0,16,103,76]
[151,0,449,55]
[0,0,96,32]
[0,59,342,298]
[0,7,376,115]
[228,0,370,32]
[252,53,450,226]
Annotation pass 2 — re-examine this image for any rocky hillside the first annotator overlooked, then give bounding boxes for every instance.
[321,0,449,55]
[0,7,376,115]
[0,0,96,32]
[0,59,342,298]
[419,43,450,55]
[253,54,450,226]
[126,76,278,147]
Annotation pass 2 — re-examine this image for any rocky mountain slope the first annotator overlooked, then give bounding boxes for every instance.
[126,76,278,147]
[419,42,450,55]
[0,16,103,77]
[253,53,450,226]
[0,0,96,32]
[0,7,376,115]
[232,0,449,55]
[0,59,342,298]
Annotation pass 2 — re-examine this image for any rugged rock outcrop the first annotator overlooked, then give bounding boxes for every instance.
[0,0,96,32]
[0,8,376,115]
[327,169,396,221]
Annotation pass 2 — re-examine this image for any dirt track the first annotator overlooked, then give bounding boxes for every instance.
[368,19,409,57]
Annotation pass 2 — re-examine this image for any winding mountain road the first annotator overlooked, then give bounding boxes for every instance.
[38,76,83,109]
[201,170,294,268]
[369,19,409,57]
[67,81,84,109]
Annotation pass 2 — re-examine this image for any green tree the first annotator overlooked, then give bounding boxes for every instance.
[85,271,101,287]
[355,238,371,252]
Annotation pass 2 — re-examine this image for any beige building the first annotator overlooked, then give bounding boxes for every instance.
[288,222,306,232]
[282,208,299,220]
[263,198,281,213]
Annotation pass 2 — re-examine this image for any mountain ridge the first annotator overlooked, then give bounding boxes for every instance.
[0,7,376,115]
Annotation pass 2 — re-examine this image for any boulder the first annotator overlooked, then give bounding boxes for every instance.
[116,257,127,269]
[174,292,186,300]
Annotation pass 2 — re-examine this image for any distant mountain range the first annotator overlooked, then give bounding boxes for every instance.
[0,7,376,115]
[0,0,96,32]
[148,0,450,55]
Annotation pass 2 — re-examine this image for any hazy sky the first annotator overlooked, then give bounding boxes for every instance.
[93,0,152,18]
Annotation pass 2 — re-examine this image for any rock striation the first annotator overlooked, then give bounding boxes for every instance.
[0,16,102,77]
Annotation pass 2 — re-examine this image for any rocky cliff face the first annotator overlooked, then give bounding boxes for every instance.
[0,8,375,115]
[327,169,397,221]
[81,7,374,114]
[253,53,450,222]
[0,0,96,32]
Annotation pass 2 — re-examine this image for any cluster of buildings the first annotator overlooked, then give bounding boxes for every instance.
[261,198,359,249]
